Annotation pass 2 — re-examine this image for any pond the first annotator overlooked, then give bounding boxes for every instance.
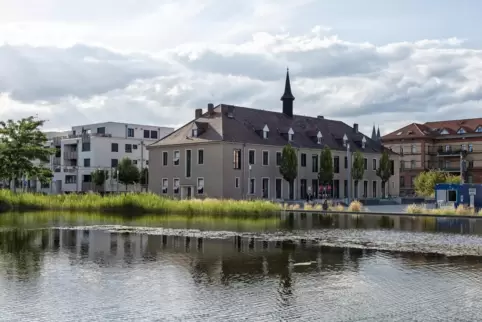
[2,212,482,321]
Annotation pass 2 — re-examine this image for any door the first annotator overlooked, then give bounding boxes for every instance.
[187,186,192,199]
[311,179,318,199]
[300,179,307,199]
[262,178,269,199]
[334,180,340,199]
[275,179,282,199]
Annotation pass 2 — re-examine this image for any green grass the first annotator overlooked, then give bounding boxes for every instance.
[406,204,482,216]
[0,190,281,216]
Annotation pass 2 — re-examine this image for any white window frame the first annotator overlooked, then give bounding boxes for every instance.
[173,150,180,166]
[248,149,256,165]
[197,148,204,165]
[262,150,269,166]
[185,149,192,179]
[162,178,168,194]
[249,178,256,195]
[235,177,240,188]
[173,178,180,194]
[197,177,204,195]
[275,177,283,199]
[411,144,416,153]
[261,177,270,199]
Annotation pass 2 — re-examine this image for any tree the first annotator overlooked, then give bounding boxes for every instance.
[376,150,392,198]
[0,117,55,191]
[140,168,149,190]
[117,158,140,191]
[351,150,365,199]
[414,170,461,197]
[318,146,334,185]
[91,169,109,192]
[279,144,298,200]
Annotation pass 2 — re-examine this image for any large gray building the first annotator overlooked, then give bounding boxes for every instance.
[147,70,400,200]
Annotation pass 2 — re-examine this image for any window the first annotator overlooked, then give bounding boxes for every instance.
[312,154,319,173]
[111,159,118,167]
[411,176,416,187]
[263,124,269,139]
[390,160,394,175]
[457,128,466,134]
[162,152,168,166]
[344,156,348,169]
[198,149,204,165]
[150,130,158,139]
[401,160,405,170]
[128,128,134,137]
[262,151,269,166]
[233,149,241,169]
[476,126,482,133]
[461,144,467,151]
[97,127,105,134]
[410,160,416,169]
[83,158,90,168]
[186,150,192,178]
[125,144,132,153]
[173,178,180,194]
[262,178,269,198]
[400,146,404,155]
[197,178,204,194]
[235,177,240,188]
[83,175,91,183]
[192,129,198,137]
[363,158,368,170]
[248,150,255,165]
[275,178,282,199]
[173,151,180,166]
[411,145,416,153]
[111,143,118,152]
[162,179,168,194]
[82,142,90,152]
[276,152,282,166]
[445,145,450,152]
[41,182,50,189]
[133,145,138,150]
[469,144,473,152]
[372,181,377,198]
[249,178,255,194]
[133,160,138,165]
[144,130,150,138]
[469,160,474,169]
[344,180,348,198]
[400,176,405,187]
[65,175,76,184]
[334,156,340,173]
[301,153,307,167]
[372,159,377,171]
[288,128,294,142]
[146,160,149,165]
[363,181,368,198]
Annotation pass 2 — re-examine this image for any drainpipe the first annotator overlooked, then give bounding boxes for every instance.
[242,143,246,199]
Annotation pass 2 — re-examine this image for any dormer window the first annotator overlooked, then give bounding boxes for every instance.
[288,128,294,141]
[343,134,348,147]
[476,126,482,133]
[362,136,366,149]
[440,128,449,135]
[263,124,269,139]
[457,128,466,134]
[316,131,322,144]
[192,129,198,137]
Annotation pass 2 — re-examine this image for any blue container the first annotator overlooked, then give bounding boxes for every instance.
[435,183,482,210]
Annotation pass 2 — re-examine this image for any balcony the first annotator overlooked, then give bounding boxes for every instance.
[63,151,78,160]
[53,157,61,166]
[63,167,77,173]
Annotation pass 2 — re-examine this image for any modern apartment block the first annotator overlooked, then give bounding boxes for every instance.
[36,122,173,193]
[147,70,400,200]
[382,118,482,196]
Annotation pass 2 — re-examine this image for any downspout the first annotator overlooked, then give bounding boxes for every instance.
[242,143,246,199]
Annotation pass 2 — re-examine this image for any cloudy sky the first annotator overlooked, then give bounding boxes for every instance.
[0,0,481,135]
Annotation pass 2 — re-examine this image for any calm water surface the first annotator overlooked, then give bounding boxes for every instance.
[2,212,482,321]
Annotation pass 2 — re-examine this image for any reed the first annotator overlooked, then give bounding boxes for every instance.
[406,203,482,216]
[0,190,281,216]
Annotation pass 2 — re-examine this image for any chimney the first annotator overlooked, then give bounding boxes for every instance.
[317,115,324,119]
[207,103,214,114]
[353,123,359,133]
[195,108,202,119]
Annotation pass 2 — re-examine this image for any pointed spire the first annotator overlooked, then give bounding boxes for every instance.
[281,68,295,117]
[377,126,381,139]
[281,68,295,101]
[371,124,377,140]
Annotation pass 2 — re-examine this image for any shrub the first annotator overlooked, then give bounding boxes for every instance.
[348,200,363,212]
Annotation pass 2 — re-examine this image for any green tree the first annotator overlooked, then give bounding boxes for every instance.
[414,170,461,197]
[279,144,298,200]
[117,158,140,191]
[352,150,365,199]
[318,146,334,185]
[376,150,392,198]
[0,117,55,191]
[91,169,109,192]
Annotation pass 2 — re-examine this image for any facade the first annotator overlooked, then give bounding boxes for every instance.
[382,118,482,196]
[35,122,173,193]
[148,70,400,200]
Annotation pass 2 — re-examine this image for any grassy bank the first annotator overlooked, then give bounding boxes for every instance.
[406,204,482,216]
[0,190,281,216]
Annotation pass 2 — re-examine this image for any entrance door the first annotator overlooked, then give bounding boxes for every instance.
[262,178,269,199]
[187,186,192,199]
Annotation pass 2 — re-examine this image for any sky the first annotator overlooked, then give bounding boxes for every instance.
[0,0,481,136]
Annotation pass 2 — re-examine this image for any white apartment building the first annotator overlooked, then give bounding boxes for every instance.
[35,122,173,194]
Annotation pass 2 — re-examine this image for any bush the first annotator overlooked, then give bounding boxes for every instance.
[414,170,461,197]
[348,200,363,212]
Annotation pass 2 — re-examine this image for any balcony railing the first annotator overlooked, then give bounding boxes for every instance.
[63,151,78,160]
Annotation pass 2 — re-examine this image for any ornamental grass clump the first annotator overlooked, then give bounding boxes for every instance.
[347,200,363,212]
[0,190,281,216]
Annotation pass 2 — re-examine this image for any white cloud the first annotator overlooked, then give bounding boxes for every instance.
[0,0,481,137]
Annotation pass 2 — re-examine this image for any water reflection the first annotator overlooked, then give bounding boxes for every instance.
[2,227,482,321]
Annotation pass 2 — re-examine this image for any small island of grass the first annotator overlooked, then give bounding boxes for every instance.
[0,190,282,216]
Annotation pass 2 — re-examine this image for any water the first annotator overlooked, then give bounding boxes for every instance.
[2,212,482,321]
